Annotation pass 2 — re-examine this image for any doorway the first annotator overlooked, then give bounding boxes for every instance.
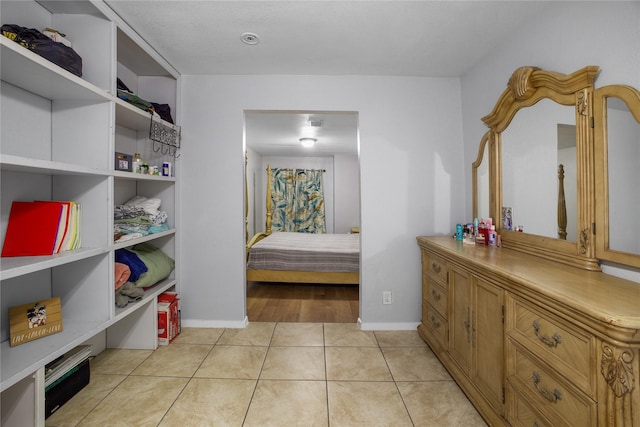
[244,110,361,322]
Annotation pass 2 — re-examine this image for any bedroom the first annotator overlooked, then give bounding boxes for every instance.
[244,111,361,322]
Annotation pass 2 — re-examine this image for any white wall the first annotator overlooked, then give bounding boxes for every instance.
[461,1,640,280]
[334,154,360,234]
[179,75,463,329]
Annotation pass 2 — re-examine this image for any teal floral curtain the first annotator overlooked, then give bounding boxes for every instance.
[270,168,326,233]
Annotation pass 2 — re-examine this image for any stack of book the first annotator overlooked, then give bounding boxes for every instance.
[45,345,92,418]
[1,200,81,257]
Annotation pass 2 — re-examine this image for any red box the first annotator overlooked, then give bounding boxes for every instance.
[158,292,179,345]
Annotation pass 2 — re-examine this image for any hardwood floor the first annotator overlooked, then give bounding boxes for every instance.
[246,282,359,323]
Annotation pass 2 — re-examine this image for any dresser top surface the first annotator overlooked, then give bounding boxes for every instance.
[418,236,640,331]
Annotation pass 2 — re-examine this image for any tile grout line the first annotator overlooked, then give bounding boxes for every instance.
[375,332,423,427]
[154,331,225,426]
[69,348,156,427]
[240,322,277,426]
[323,323,331,427]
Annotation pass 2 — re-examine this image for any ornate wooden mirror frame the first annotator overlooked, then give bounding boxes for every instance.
[481,66,601,270]
[594,84,640,268]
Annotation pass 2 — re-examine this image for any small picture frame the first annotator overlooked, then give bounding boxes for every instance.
[115,152,133,172]
[502,206,513,231]
[9,296,63,346]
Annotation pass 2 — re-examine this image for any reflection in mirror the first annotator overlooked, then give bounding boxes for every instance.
[472,133,490,220]
[557,124,577,241]
[501,98,576,240]
[606,97,640,254]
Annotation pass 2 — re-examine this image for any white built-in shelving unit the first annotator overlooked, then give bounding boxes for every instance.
[0,1,180,425]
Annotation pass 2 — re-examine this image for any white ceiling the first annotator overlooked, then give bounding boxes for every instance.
[245,111,358,156]
[104,0,553,156]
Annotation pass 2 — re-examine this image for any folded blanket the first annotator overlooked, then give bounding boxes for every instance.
[129,243,175,288]
[115,248,148,282]
[114,262,131,290]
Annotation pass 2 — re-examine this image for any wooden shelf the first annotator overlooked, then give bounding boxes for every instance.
[0,38,110,103]
[0,248,107,281]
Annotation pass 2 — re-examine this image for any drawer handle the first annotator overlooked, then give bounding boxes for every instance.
[430,315,440,329]
[431,263,441,274]
[431,289,441,301]
[532,371,562,403]
[533,320,562,348]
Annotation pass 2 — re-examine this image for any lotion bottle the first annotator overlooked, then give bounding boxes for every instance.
[488,225,497,246]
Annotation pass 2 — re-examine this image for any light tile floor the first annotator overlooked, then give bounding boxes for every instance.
[45,323,487,427]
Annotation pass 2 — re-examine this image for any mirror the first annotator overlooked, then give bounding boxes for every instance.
[501,98,576,239]
[482,66,600,270]
[472,132,490,221]
[595,85,640,268]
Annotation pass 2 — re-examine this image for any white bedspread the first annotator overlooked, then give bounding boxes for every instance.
[247,232,359,272]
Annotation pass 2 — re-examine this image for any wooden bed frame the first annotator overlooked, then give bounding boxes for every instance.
[246,164,359,284]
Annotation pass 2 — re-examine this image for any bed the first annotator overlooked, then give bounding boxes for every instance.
[246,165,360,284]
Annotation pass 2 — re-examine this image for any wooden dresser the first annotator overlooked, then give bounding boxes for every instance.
[417,236,640,427]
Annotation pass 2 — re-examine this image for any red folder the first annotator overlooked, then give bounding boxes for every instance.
[2,201,64,257]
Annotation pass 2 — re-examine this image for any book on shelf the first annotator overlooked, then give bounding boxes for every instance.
[1,200,80,257]
[45,345,92,390]
[34,201,70,253]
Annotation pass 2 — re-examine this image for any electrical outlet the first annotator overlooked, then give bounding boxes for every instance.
[383,291,392,304]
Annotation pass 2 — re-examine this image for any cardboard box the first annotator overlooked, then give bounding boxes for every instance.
[43,28,72,47]
[158,292,179,345]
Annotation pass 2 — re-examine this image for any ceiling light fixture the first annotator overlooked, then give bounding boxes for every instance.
[299,137,317,148]
[241,32,260,45]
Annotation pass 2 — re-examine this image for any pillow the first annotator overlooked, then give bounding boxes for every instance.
[125,196,161,216]
[129,243,175,288]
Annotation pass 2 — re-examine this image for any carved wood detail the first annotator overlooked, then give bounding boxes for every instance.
[577,89,588,116]
[579,228,590,255]
[601,343,635,397]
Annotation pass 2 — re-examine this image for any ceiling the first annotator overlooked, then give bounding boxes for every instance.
[245,111,358,156]
[104,1,554,156]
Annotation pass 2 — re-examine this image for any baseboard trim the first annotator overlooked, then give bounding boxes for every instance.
[182,316,249,329]
[358,321,420,331]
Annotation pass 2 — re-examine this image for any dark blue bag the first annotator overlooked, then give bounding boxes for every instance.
[1,24,82,77]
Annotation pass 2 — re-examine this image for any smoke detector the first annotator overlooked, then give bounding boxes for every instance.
[241,32,260,45]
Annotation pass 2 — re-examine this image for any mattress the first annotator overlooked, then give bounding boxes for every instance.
[247,232,360,272]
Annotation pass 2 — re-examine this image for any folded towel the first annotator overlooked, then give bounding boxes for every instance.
[115,249,148,282]
[114,262,131,290]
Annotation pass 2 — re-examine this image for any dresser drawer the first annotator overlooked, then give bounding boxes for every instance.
[422,300,447,350]
[506,295,596,395]
[422,251,448,286]
[508,340,596,427]
[424,279,447,318]
[506,384,553,427]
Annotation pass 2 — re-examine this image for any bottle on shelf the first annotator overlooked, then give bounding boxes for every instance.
[132,153,142,173]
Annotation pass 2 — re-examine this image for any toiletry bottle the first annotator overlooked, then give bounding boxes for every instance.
[476,220,486,245]
[488,225,497,246]
[456,224,463,241]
